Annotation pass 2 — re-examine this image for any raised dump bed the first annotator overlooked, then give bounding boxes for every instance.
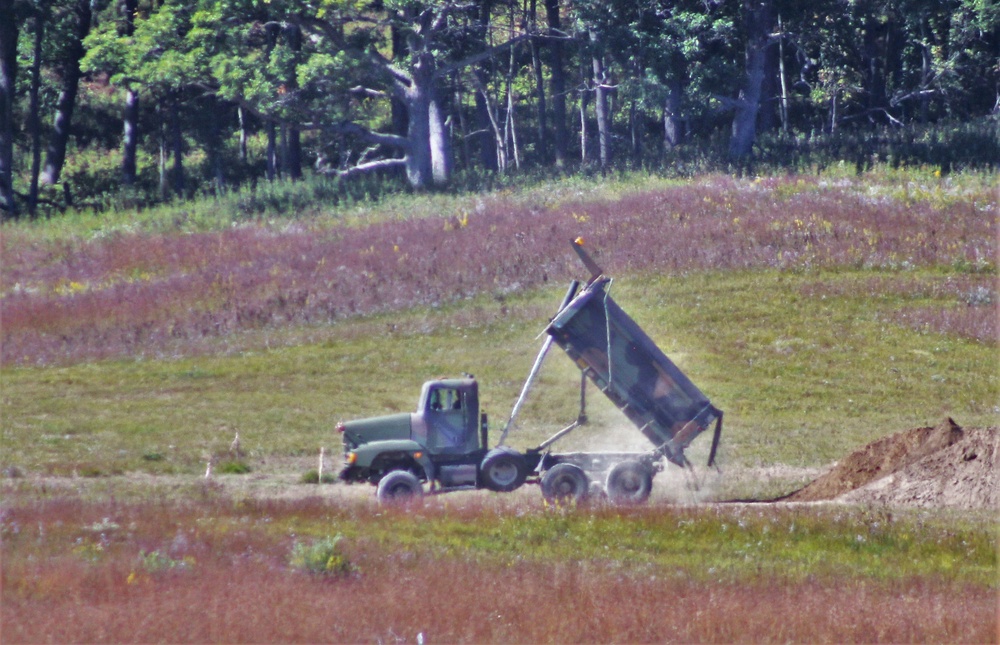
[545,274,723,468]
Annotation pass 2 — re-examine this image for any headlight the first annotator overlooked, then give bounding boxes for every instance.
[346,452,357,465]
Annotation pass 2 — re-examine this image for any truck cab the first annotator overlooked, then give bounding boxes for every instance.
[337,377,489,493]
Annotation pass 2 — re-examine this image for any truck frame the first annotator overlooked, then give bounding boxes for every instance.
[337,240,723,504]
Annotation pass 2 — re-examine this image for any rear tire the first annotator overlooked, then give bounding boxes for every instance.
[541,464,589,505]
[376,470,423,504]
[480,448,527,492]
[605,460,653,504]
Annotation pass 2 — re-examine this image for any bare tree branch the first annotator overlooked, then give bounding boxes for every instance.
[324,121,410,150]
[436,33,533,79]
[316,157,406,179]
[350,86,388,99]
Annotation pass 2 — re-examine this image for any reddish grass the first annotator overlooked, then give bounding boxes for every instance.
[2,495,996,643]
[4,556,993,643]
[2,176,994,365]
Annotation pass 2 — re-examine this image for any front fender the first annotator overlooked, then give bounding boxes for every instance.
[351,439,424,467]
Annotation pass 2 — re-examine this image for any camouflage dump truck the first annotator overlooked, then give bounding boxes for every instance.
[337,241,723,504]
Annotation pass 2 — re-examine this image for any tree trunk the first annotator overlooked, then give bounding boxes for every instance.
[862,15,889,118]
[590,32,611,169]
[777,14,789,134]
[504,75,520,171]
[390,25,409,146]
[758,31,780,134]
[919,35,931,123]
[207,97,225,193]
[544,0,567,167]
[168,92,183,197]
[663,77,684,150]
[237,106,249,162]
[455,84,470,168]
[473,0,497,172]
[266,120,278,180]
[503,38,521,171]
[429,89,452,184]
[0,0,16,218]
[474,67,498,171]
[629,100,641,164]
[122,89,139,185]
[286,128,302,180]
[579,75,590,164]
[158,106,168,199]
[729,0,774,161]
[529,0,547,164]
[284,24,303,180]
[40,0,92,186]
[28,8,44,215]
[474,74,506,171]
[121,0,138,186]
[403,58,434,189]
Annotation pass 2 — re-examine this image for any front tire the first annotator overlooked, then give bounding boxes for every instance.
[376,470,423,504]
[480,448,527,492]
[605,460,653,504]
[541,464,589,505]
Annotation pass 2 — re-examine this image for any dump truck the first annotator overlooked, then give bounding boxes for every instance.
[337,240,723,504]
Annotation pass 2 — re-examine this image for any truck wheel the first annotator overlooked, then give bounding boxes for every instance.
[480,448,527,492]
[541,464,589,505]
[606,460,653,504]
[376,470,423,504]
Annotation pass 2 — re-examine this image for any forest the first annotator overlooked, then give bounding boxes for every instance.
[1,0,998,219]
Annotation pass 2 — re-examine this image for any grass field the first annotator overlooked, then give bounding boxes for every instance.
[1,169,997,642]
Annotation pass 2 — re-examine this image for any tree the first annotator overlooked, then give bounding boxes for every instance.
[589,29,612,168]
[729,0,775,161]
[575,0,735,159]
[543,0,568,166]
[120,0,139,186]
[26,0,46,214]
[39,0,91,188]
[0,0,20,218]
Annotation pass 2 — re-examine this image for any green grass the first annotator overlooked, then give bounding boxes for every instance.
[2,269,994,483]
[7,164,996,241]
[353,504,995,585]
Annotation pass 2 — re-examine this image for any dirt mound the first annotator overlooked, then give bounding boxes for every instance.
[786,419,999,509]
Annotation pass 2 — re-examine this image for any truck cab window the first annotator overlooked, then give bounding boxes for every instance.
[427,388,466,450]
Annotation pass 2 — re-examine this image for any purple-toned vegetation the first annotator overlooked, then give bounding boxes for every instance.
[2,497,994,643]
[2,176,994,365]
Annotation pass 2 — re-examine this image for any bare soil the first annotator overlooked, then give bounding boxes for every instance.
[6,420,997,511]
[785,418,999,510]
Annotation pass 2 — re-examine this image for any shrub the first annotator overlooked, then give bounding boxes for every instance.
[300,469,337,484]
[215,460,251,475]
[289,535,353,577]
[137,550,195,573]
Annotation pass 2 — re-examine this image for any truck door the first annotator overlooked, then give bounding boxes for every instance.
[425,386,471,453]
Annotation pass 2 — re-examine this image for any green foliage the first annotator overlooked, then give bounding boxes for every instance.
[215,460,251,474]
[138,549,195,573]
[10,0,998,217]
[300,469,337,484]
[288,534,353,576]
